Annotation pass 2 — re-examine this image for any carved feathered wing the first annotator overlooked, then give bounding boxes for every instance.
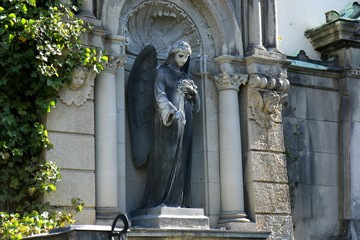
[127,45,158,167]
[250,89,270,128]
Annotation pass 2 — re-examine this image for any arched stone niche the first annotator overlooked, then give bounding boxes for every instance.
[99,0,244,226]
[101,0,244,57]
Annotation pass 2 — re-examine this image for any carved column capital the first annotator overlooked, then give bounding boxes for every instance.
[214,72,248,91]
[103,56,127,74]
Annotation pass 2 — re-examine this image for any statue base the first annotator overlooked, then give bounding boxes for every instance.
[131,207,210,229]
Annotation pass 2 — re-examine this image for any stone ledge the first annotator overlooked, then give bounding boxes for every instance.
[24,225,270,240]
[129,228,270,239]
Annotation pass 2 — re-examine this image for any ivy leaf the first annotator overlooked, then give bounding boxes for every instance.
[26,0,36,7]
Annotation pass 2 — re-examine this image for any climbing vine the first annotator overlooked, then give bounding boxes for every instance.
[282,101,304,209]
[0,0,106,238]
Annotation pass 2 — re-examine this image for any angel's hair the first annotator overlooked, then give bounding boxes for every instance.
[263,91,279,102]
[165,41,192,64]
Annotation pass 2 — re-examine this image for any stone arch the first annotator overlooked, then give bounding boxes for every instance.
[101,0,243,59]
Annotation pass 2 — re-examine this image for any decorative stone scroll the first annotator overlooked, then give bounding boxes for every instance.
[214,72,248,91]
[248,73,289,128]
[59,67,97,107]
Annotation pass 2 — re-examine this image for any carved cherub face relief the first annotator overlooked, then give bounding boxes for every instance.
[263,92,280,113]
[70,67,86,91]
[174,51,189,67]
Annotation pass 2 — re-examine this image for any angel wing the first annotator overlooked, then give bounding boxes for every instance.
[127,45,158,167]
[250,89,271,128]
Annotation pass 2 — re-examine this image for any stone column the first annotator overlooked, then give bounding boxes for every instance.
[214,72,249,226]
[95,56,122,221]
[248,0,266,52]
[78,0,95,19]
[264,0,280,52]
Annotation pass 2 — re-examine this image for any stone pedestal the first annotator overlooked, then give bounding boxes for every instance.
[131,207,210,229]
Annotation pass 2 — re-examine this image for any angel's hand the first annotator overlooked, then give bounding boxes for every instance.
[175,110,186,125]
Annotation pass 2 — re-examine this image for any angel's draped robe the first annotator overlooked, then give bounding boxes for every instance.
[140,64,199,208]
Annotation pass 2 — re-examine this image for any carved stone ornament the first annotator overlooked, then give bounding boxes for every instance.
[59,67,97,107]
[104,56,126,73]
[250,89,287,128]
[124,1,201,59]
[214,72,248,91]
[248,72,290,93]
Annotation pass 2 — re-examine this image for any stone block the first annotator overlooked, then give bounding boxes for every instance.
[126,181,146,213]
[47,131,95,170]
[256,214,294,240]
[47,100,94,134]
[192,120,205,153]
[297,152,337,186]
[74,208,96,225]
[206,181,221,215]
[294,184,338,219]
[287,72,338,90]
[254,182,291,214]
[293,185,312,219]
[192,151,205,183]
[351,123,360,163]
[44,170,95,207]
[283,86,339,121]
[349,79,360,121]
[249,120,285,152]
[205,151,220,184]
[131,207,209,229]
[252,152,288,183]
[117,108,125,144]
[310,185,338,218]
[307,120,338,154]
[205,119,219,152]
[191,182,205,208]
[293,218,338,240]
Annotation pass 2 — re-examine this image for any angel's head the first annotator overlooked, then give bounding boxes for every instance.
[263,91,280,113]
[165,41,192,67]
[70,66,87,91]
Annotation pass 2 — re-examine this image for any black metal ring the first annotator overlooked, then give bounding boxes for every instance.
[109,213,129,238]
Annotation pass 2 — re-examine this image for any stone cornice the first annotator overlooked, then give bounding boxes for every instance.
[305,19,360,52]
[214,72,248,91]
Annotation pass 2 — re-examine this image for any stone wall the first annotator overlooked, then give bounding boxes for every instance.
[45,91,96,224]
[283,66,341,239]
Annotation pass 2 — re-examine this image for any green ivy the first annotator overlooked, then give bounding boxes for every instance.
[0,198,84,240]
[0,0,106,238]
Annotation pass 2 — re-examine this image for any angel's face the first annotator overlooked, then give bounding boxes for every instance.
[174,51,189,67]
[70,69,86,90]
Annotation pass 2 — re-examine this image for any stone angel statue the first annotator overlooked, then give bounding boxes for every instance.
[127,41,200,209]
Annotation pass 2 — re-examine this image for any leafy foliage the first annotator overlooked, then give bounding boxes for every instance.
[0,0,106,238]
[0,198,84,240]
